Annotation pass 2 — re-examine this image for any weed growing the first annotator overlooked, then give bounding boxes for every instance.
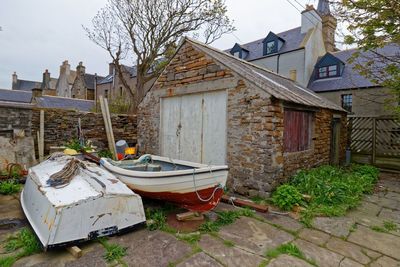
[0,227,42,267]
[223,240,235,247]
[274,164,379,226]
[370,226,389,233]
[177,234,201,245]
[266,242,316,266]
[98,237,128,266]
[0,181,21,195]
[145,208,167,231]
[383,221,398,231]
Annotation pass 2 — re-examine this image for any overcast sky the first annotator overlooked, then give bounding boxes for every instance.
[0,0,330,89]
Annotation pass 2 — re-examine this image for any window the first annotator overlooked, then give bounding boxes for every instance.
[233,51,240,58]
[266,41,276,54]
[318,64,338,79]
[342,94,352,112]
[120,86,123,96]
[105,89,108,98]
[284,110,313,152]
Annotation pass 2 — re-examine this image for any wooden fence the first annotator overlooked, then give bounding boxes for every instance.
[347,116,400,170]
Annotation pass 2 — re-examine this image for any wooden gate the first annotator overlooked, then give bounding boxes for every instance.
[347,116,400,169]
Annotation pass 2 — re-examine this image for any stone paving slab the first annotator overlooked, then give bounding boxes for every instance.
[13,242,106,267]
[198,234,265,267]
[352,201,382,216]
[267,254,314,267]
[218,217,294,255]
[311,217,354,238]
[339,257,364,267]
[345,210,385,227]
[348,225,400,260]
[325,237,371,264]
[364,195,400,210]
[0,195,24,221]
[110,229,193,267]
[176,252,222,267]
[384,191,400,201]
[369,256,400,267]
[256,212,303,232]
[298,228,330,245]
[378,208,400,224]
[380,180,400,193]
[293,239,344,267]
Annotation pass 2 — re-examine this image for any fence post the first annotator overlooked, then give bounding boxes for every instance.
[372,118,376,165]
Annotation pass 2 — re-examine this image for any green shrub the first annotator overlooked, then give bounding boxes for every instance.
[273,185,303,211]
[145,209,167,231]
[97,149,114,159]
[0,181,21,195]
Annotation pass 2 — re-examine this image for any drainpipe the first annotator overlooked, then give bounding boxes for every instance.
[276,54,281,74]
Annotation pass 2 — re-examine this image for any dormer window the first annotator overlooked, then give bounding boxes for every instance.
[229,43,248,59]
[262,32,285,56]
[266,41,276,54]
[318,64,338,79]
[315,53,344,80]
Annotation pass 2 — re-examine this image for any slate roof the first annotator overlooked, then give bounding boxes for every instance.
[84,73,104,89]
[0,88,94,111]
[172,38,344,112]
[12,79,41,91]
[308,44,400,92]
[225,27,307,61]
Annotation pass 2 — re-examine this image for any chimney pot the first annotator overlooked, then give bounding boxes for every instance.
[35,83,39,88]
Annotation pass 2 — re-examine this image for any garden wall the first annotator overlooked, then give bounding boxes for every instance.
[0,106,137,158]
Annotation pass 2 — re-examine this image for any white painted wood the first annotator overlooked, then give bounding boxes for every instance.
[202,90,227,165]
[21,155,145,249]
[180,93,203,163]
[160,96,181,159]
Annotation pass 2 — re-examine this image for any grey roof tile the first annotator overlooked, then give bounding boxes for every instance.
[0,88,32,103]
[13,79,41,91]
[181,38,344,112]
[225,27,306,61]
[308,44,400,92]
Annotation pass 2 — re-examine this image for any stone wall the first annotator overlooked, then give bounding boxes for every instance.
[0,106,137,158]
[138,41,348,196]
[31,108,137,156]
[0,107,32,137]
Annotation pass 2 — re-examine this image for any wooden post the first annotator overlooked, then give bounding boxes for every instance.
[99,96,117,159]
[103,98,117,157]
[39,110,44,162]
[372,117,376,165]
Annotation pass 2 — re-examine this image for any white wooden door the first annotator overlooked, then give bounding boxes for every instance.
[160,91,227,165]
[202,91,227,165]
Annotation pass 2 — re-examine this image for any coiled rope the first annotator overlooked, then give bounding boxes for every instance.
[192,167,225,202]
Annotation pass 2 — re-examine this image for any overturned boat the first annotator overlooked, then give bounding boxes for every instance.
[21,153,146,250]
[100,155,228,212]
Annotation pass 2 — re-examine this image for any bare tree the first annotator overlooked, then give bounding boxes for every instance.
[84,0,235,111]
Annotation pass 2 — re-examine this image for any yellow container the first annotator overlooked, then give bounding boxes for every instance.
[125,147,135,155]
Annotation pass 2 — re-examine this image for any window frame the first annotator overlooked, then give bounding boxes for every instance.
[266,41,276,55]
[283,109,314,153]
[341,94,352,112]
[317,64,339,79]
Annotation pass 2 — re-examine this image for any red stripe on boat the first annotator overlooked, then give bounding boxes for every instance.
[128,185,223,212]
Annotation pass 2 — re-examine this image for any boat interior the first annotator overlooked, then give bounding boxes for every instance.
[106,159,196,172]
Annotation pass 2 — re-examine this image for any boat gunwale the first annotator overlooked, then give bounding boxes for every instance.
[100,155,229,178]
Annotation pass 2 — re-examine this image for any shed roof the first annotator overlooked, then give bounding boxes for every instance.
[182,38,344,112]
[225,27,307,61]
[308,44,400,92]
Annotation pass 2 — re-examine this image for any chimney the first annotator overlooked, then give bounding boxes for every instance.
[109,62,115,75]
[301,5,322,34]
[12,72,18,89]
[41,69,50,91]
[77,61,86,75]
[31,83,43,103]
[317,0,337,52]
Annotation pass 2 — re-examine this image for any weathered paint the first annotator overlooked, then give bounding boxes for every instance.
[21,155,146,249]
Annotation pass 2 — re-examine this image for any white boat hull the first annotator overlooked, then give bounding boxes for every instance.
[21,155,146,250]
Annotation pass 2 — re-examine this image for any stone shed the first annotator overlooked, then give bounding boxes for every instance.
[138,37,347,195]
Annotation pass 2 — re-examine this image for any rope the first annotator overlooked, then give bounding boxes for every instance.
[192,168,225,202]
[46,158,87,188]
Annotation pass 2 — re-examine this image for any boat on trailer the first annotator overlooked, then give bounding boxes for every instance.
[21,154,146,250]
[100,154,229,212]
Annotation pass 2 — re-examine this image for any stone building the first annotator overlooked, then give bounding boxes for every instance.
[137,37,347,196]
[225,0,335,87]
[308,45,400,116]
[11,60,103,101]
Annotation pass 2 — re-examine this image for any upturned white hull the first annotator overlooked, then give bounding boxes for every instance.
[21,155,146,250]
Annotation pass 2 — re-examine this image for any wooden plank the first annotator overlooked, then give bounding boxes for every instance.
[176,211,204,221]
[99,96,116,159]
[66,246,82,258]
[220,195,269,212]
[103,98,117,158]
[39,110,44,162]
[372,118,376,165]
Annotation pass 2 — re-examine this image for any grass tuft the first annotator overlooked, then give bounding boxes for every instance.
[266,242,316,266]
[383,221,398,231]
